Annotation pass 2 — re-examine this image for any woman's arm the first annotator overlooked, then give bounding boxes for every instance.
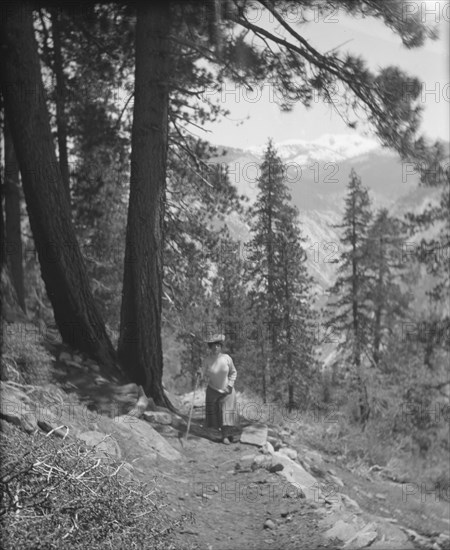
[227,356,237,388]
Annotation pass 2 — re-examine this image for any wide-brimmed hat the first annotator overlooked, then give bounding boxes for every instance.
[205,333,225,344]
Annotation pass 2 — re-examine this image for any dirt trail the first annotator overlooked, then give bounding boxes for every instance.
[152,431,327,550]
[49,360,326,548]
[43,354,450,549]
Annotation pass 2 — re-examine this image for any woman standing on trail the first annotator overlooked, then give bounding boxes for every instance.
[198,334,238,445]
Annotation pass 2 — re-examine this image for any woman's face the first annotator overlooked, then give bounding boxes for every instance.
[208,342,222,354]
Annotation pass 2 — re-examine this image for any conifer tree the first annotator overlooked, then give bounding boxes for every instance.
[275,201,316,410]
[210,233,257,387]
[405,144,449,372]
[247,140,315,404]
[246,140,288,400]
[326,169,373,424]
[364,209,410,368]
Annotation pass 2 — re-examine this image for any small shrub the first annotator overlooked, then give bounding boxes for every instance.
[2,323,53,385]
[0,425,190,549]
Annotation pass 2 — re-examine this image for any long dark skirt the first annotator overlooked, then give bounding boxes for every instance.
[205,385,237,429]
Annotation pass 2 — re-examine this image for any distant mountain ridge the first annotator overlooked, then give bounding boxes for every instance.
[212,134,441,294]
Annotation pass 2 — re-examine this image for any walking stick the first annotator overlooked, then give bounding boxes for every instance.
[185,372,201,443]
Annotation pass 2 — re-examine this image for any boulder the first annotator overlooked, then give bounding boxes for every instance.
[271,451,320,502]
[400,527,433,548]
[64,360,85,370]
[362,516,413,549]
[0,383,37,433]
[261,441,275,455]
[343,522,377,549]
[152,424,177,436]
[340,493,361,511]
[278,447,298,460]
[37,417,69,438]
[267,428,278,438]
[269,463,285,474]
[252,455,272,471]
[78,430,122,459]
[240,423,268,447]
[329,474,345,487]
[240,453,257,462]
[325,519,360,542]
[97,415,181,463]
[59,351,72,362]
[301,448,326,468]
[119,385,158,417]
[320,509,367,542]
[299,448,327,478]
[267,436,282,450]
[143,411,173,425]
[438,534,450,545]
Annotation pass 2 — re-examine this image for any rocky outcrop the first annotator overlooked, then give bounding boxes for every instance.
[270,451,319,501]
[240,423,268,446]
[0,381,181,467]
[0,383,37,433]
[235,438,431,549]
[143,411,173,425]
[78,430,122,459]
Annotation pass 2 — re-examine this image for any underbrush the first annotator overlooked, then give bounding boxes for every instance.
[1,323,54,385]
[0,424,190,549]
[235,386,449,496]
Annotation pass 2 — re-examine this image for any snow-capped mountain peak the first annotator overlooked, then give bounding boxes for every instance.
[247,133,381,165]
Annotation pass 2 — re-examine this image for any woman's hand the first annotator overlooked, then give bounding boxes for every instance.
[195,369,203,386]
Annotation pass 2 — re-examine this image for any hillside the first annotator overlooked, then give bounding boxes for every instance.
[1,328,449,550]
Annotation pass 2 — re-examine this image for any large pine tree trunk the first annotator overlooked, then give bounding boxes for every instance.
[0,3,120,374]
[51,8,71,202]
[4,119,26,312]
[118,2,172,407]
[0,171,4,270]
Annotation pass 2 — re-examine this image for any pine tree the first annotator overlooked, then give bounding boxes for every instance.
[4,119,26,312]
[247,140,315,405]
[274,202,316,410]
[246,140,288,400]
[364,209,411,369]
[1,4,120,373]
[209,232,256,389]
[405,142,449,372]
[326,169,373,424]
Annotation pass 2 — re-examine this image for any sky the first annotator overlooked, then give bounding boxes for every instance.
[202,1,449,150]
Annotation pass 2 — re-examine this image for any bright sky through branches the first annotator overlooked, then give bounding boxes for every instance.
[203,2,449,149]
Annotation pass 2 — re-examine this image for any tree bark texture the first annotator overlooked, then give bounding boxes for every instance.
[51,8,71,202]
[0,3,120,375]
[4,119,26,312]
[118,2,171,407]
